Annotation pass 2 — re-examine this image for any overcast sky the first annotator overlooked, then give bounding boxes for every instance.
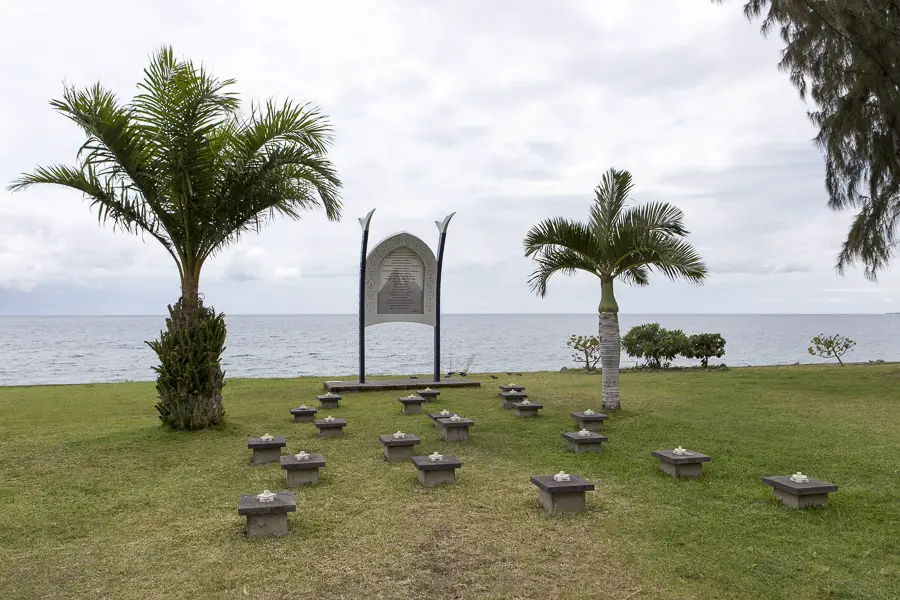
[0,0,894,315]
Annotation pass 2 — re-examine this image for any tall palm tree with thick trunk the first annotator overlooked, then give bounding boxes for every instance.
[523,168,706,409]
[8,47,341,429]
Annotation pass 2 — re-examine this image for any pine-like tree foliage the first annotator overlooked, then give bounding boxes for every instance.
[147,300,227,430]
[721,0,900,279]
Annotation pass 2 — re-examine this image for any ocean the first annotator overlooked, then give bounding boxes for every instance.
[0,314,897,386]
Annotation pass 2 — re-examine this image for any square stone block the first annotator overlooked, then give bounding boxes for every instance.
[319,427,343,439]
[315,419,347,439]
[319,398,340,410]
[531,475,594,514]
[251,447,282,465]
[412,455,462,487]
[238,492,296,537]
[429,412,453,427]
[418,390,440,402]
[290,407,317,423]
[499,384,526,393]
[280,454,325,487]
[287,469,319,487]
[561,431,608,453]
[652,449,710,479]
[762,476,837,508]
[437,418,473,442]
[401,402,423,415]
[513,401,543,417]
[571,412,608,432]
[499,391,527,410]
[379,434,421,462]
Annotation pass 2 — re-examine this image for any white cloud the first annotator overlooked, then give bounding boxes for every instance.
[0,0,895,314]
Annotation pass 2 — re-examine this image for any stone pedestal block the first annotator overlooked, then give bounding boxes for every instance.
[314,419,347,439]
[531,475,594,514]
[561,431,608,454]
[247,436,287,465]
[437,417,474,442]
[379,434,421,462]
[398,396,425,415]
[762,476,837,508]
[418,389,440,402]
[571,412,608,432]
[500,391,527,409]
[238,492,296,537]
[512,401,543,417]
[290,407,317,423]
[412,455,462,487]
[652,449,711,479]
[280,453,325,488]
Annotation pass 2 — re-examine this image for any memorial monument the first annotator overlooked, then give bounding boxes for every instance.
[323,209,480,392]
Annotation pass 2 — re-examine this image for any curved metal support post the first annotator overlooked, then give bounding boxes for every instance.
[358,209,376,383]
[434,213,455,382]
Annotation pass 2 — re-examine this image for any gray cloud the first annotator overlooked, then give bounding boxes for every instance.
[0,0,891,315]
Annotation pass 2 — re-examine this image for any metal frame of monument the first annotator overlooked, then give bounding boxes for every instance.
[322,209,480,393]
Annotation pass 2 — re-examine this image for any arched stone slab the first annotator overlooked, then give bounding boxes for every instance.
[364,232,437,327]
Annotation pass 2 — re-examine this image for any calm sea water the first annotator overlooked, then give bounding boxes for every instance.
[0,314,897,386]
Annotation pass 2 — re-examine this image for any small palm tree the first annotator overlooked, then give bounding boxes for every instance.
[524,168,706,409]
[8,47,341,429]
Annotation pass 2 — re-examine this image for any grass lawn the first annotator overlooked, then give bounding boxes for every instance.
[0,365,897,600]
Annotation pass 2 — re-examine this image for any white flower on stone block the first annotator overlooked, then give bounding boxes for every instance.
[299,404,308,410]
[439,409,450,416]
[295,451,310,460]
[429,452,443,462]
[553,471,571,482]
[260,433,274,441]
[577,429,592,437]
[672,446,692,455]
[449,414,462,422]
[324,415,335,423]
[583,409,595,416]
[257,490,277,503]
[392,431,406,439]
[790,472,810,483]
[423,387,433,392]
[407,394,418,400]
[521,399,532,405]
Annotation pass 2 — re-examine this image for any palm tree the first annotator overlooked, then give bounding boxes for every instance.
[8,47,341,429]
[523,168,706,409]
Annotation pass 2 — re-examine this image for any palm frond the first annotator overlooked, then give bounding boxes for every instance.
[589,168,634,234]
[527,247,600,297]
[523,217,599,258]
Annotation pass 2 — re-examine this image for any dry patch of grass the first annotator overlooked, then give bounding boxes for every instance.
[0,365,897,599]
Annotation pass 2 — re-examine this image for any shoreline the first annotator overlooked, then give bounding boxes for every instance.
[1,361,894,389]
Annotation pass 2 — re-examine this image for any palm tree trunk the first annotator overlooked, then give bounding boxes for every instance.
[598,277,621,410]
[180,270,200,309]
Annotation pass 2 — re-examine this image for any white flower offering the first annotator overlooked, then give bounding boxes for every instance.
[553,471,571,482]
[257,490,277,503]
[299,404,308,410]
[260,433,274,442]
[577,429,592,437]
[324,415,335,423]
[583,409,596,416]
[672,446,692,456]
[423,387,433,392]
[790,472,810,483]
[508,382,516,387]
[392,431,406,439]
[449,414,462,422]
[429,452,444,462]
[521,399,532,405]
[439,409,451,416]
[295,451,310,460]
[407,394,418,400]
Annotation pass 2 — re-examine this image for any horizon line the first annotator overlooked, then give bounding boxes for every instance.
[0,312,897,317]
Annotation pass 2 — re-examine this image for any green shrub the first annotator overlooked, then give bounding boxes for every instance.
[146,300,227,430]
[686,333,727,368]
[621,323,690,369]
[567,334,602,371]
